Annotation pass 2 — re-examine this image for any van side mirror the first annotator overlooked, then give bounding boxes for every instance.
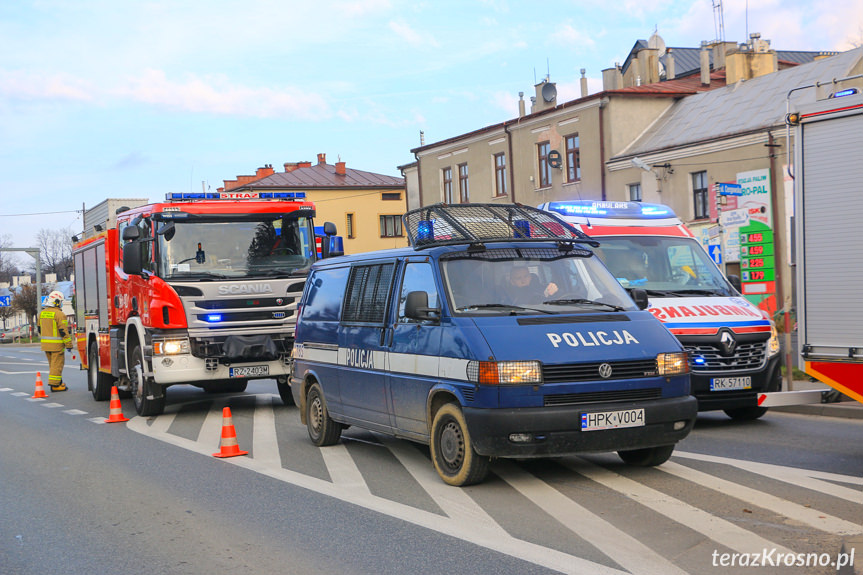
[123,242,143,275]
[727,274,742,293]
[405,291,440,322]
[629,288,649,310]
[323,221,337,236]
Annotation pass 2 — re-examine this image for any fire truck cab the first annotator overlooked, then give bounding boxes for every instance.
[73,192,340,416]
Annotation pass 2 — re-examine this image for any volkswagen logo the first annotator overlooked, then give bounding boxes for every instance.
[719,330,737,356]
[598,363,613,379]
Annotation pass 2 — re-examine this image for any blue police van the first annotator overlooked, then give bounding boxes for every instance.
[291,204,697,486]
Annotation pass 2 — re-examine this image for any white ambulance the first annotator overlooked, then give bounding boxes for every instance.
[539,201,781,420]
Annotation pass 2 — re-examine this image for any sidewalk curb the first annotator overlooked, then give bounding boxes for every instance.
[838,535,861,575]
[771,403,863,420]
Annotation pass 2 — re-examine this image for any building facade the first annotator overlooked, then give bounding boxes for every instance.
[224,154,407,254]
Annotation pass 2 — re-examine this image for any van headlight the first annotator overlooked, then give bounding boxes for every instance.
[153,338,191,355]
[768,323,781,357]
[657,352,689,376]
[467,360,542,385]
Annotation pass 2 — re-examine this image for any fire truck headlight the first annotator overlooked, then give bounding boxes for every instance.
[768,323,780,357]
[154,338,190,356]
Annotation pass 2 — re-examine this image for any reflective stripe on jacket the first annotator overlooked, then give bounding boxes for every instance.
[39,308,72,352]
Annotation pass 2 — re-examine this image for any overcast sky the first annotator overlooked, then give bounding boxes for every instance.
[1,0,861,264]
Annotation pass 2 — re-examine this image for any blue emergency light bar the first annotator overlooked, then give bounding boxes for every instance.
[541,200,676,220]
[165,192,307,201]
[205,314,223,323]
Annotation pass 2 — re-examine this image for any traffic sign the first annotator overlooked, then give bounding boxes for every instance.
[708,244,722,265]
[0,295,10,307]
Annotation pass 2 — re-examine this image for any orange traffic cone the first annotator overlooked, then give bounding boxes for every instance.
[213,407,248,458]
[104,386,129,423]
[32,372,49,398]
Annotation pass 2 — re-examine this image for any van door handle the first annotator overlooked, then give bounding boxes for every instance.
[380,327,393,347]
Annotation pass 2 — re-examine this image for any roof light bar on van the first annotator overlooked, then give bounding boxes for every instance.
[165,192,307,202]
[542,201,676,220]
[467,360,542,385]
[403,203,599,249]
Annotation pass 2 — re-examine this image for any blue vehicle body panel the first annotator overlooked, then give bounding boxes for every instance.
[291,240,697,456]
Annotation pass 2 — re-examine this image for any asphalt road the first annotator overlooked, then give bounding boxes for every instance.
[1,344,861,575]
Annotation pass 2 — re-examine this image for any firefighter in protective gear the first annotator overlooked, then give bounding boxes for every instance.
[39,290,73,391]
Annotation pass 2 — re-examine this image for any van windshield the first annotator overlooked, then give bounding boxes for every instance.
[441,247,636,314]
[156,216,316,279]
[593,236,736,296]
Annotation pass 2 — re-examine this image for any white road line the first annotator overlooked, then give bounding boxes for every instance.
[196,397,230,448]
[496,460,688,575]
[147,411,177,435]
[42,402,64,409]
[64,409,88,415]
[126,415,625,575]
[320,443,373,495]
[659,460,863,536]
[564,459,793,556]
[11,392,31,396]
[26,397,47,402]
[252,394,281,467]
[87,417,106,424]
[380,436,508,535]
[0,387,12,391]
[675,451,863,503]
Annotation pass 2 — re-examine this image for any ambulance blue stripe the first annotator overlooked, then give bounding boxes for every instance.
[661,320,769,329]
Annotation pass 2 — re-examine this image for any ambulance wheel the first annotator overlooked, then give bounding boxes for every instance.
[723,406,768,421]
[130,344,166,417]
[88,343,112,401]
[618,444,675,466]
[306,383,340,446]
[430,403,489,486]
[277,378,295,406]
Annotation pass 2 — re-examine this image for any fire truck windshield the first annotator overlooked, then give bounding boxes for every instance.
[157,216,315,279]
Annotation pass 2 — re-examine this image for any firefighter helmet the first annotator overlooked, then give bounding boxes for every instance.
[47,290,65,307]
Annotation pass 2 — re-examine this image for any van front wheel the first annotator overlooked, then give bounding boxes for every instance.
[306,383,341,446]
[430,403,489,486]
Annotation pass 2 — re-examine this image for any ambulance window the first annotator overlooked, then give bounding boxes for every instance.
[398,262,439,323]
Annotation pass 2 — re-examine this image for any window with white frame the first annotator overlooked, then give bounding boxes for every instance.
[494,153,507,197]
[628,183,642,202]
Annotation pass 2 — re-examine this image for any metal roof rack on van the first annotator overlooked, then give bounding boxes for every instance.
[402,203,600,250]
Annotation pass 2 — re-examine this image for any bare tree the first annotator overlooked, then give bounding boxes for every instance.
[12,283,44,328]
[36,227,74,280]
[0,304,12,330]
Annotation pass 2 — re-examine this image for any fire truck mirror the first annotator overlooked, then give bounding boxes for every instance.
[123,242,144,275]
[122,226,141,241]
[156,221,176,241]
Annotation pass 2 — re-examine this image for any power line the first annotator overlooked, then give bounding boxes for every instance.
[0,209,81,217]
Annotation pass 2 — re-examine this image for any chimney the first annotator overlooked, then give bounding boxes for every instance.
[533,78,557,112]
[726,34,778,83]
[317,153,326,165]
[255,164,275,179]
[666,50,676,80]
[518,92,525,117]
[638,47,660,85]
[284,162,300,172]
[298,161,312,168]
[602,65,622,91]
[700,41,711,86]
[335,161,346,176]
[580,69,588,98]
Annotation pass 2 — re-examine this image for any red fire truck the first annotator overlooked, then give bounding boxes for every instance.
[72,192,340,416]
[786,81,863,405]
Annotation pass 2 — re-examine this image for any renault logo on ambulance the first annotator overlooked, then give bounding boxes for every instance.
[719,330,737,356]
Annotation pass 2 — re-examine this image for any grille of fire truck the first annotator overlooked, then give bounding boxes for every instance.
[685,341,766,371]
[542,359,658,383]
[195,297,294,310]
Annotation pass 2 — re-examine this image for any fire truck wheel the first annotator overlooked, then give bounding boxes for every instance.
[277,379,295,406]
[618,444,675,466]
[723,406,768,421]
[130,344,166,416]
[88,344,112,401]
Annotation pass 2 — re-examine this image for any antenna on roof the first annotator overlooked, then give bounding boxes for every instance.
[712,0,725,42]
